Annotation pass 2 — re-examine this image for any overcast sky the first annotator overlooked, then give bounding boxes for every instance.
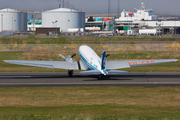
[0,0,180,15]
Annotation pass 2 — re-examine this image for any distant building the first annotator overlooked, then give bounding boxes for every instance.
[114,3,180,34]
[27,21,42,31]
[85,17,114,31]
[116,2,157,21]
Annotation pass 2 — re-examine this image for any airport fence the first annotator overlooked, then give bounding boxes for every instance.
[0,44,180,52]
[0,31,13,37]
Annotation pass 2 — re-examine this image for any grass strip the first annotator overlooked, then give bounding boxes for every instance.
[0,106,180,120]
[0,87,180,119]
[0,36,180,44]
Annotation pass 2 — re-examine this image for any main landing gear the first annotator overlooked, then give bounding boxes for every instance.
[68,70,73,77]
[98,74,105,80]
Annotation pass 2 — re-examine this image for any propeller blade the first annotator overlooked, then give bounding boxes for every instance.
[106,54,110,57]
[71,53,76,58]
[59,54,66,59]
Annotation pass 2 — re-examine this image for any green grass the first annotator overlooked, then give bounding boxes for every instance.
[1,106,180,119]
[0,87,180,119]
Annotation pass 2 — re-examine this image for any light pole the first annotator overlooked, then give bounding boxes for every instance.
[158,20,161,38]
[55,20,58,26]
[55,20,58,35]
[52,20,58,35]
[33,18,34,32]
[12,17,13,33]
[156,22,157,38]
[12,17,16,37]
[1,14,3,32]
[175,20,176,36]
[1,14,3,36]
[52,21,55,27]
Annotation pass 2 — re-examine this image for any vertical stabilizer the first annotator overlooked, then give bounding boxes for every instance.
[100,51,108,75]
[101,51,106,70]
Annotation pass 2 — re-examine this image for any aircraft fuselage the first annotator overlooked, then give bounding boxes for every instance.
[79,45,107,75]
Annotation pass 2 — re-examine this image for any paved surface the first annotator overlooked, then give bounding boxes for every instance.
[0,72,180,87]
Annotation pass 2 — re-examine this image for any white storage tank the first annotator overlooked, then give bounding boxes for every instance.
[0,8,27,32]
[42,8,85,32]
[139,29,157,35]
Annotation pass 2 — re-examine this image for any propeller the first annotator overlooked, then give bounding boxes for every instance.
[106,54,110,57]
[100,54,110,58]
[59,53,76,64]
[59,53,76,59]
[59,54,66,59]
[71,53,76,58]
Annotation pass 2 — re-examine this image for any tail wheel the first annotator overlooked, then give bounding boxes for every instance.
[68,70,73,77]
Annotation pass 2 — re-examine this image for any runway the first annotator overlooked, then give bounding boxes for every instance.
[0,72,180,87]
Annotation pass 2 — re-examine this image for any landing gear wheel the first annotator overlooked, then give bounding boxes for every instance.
[98,74,104,80]
[68,70,73,77]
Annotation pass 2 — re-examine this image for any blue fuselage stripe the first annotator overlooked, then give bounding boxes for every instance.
[79,51,97,70]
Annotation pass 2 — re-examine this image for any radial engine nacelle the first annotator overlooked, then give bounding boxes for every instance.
[59,54,76,64]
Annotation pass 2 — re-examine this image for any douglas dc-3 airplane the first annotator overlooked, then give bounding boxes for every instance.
[3,45,178,79]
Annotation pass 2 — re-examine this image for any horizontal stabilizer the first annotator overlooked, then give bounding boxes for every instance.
[79,70,101,75]
[107,70,130,74]
[79,70,129,75]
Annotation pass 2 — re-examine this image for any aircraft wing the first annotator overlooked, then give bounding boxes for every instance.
[106,59,178,69]
[3,60,86,70]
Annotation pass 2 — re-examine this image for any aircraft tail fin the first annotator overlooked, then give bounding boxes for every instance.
[101,51,106,70]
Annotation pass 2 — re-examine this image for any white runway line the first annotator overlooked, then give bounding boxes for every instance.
[0,76,32,78]
[0,82,180,85]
